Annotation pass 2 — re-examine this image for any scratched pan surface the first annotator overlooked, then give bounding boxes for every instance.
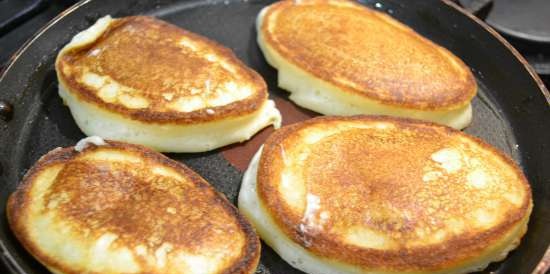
[0,0,549,273]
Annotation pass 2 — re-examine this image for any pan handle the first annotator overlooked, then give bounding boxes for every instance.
[0,100,13,121]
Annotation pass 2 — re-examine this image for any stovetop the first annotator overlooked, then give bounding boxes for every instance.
[0,0,77,70]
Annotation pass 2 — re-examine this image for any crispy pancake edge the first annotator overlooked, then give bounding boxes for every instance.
[260,0,477,111]
[7,141,261,274]
[56,16,268,124]
[256,115,532,270]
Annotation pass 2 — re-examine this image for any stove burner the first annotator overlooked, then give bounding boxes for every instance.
[486,0,550,43]
[460,0,550,75]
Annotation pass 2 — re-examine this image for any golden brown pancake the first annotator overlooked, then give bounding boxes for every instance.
[257,0,477,129]
[8,137,260,274]
[56,15,281,152]
[239,116,532,274]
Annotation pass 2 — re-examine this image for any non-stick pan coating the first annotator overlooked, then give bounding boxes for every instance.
[0,0,548,273]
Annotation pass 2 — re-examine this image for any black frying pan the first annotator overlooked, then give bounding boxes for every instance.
[0,0,549,273]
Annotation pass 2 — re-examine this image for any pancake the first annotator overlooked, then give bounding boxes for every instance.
[257,0,477,129]
[56,15,281,152]
[7,137,260,274]
[238,116,532,274]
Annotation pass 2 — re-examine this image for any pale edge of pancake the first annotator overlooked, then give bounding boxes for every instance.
[255,7,472,130]
[238,147,531,274]
[57,15,282,153]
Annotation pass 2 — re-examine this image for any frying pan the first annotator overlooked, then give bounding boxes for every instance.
[0,0,549,273]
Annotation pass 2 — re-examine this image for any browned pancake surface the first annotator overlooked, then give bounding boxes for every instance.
[261,0,477,110]
[257,116,531,270]
[8,141,260,273]
[57,16,266,123]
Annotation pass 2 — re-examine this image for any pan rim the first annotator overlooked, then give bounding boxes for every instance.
[0,0,548,273]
